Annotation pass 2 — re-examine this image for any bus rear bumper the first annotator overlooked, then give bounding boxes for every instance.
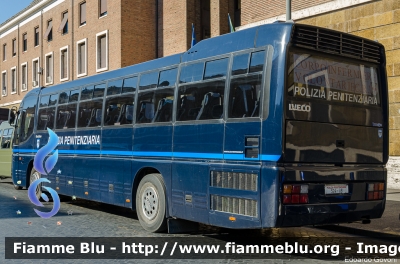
[276,200,385,227]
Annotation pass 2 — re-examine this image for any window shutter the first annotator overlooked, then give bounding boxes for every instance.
[80,43,85,73]
[100,0,107,15]
[58,13,68,32]
[80,3,86,24]
[100,36,106,69]
[49,56,53,78]
[43,21,52,39]
[62,50,67,79]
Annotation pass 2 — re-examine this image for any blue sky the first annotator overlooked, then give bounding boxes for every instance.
[0,0,33,25]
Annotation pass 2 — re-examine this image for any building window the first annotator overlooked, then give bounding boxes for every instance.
[59,11,68,34]
[32,58,39,88]
[45,52,53,85]
[77,38,87,77]
[3,44,6,61]
[34,27,39,46]
[44,20,53,42]
[60,46,68,81]
[12,39,16,56]
[99,0,107,17]
[23,33,27,52]
[80,2,86,26]
[21,62,28,91]
[96,30,108,72]
[2,71,7,96]
[11,67,16,94]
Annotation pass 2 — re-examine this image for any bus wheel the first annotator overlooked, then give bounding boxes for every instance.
[29,168,42,201]
[136,173,167,232]
[13,184,22,190]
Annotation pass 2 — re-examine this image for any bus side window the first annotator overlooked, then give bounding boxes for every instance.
[78,100,103,128]
[22,112,34,142]
[228,74,263,118]
[56,89,80,129]
[56,103,77,129]
[177,58,227,121]
[18,97,36,143]
[249,50,266,73]
[104,94,135,126]
[0,129,3,148]
[1,128,13,148]
[152,89,174,123]
[177,80,225,121]
[227,50,265,119]
[37,95,56,130]
[1,128,8,148]
[137,69,175,124]
[37,107,56,130]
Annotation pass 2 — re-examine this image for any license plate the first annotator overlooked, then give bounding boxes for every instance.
[325,184,349,195]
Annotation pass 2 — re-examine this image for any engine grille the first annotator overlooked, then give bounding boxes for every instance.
[210,171,257,191]
[292,25,381,63]
[210,195,258,217]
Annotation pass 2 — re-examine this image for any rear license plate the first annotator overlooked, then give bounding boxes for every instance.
[325,184,349,195]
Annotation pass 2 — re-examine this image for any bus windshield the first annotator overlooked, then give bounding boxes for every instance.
[287,51,380,106]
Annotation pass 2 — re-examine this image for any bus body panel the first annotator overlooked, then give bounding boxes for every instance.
[171,161,210,224]
[182,27,259,62]
[277,166,386,227]
[259,164,281,228]
[131,159,173,213]
[11,23,388,231]
[12,88,40,187]
[285,120,383,163]
[102,126,133,206]
[133,125,173,160]
[208,162,262,228]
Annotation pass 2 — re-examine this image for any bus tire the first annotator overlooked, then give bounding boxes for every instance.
[136,173,167,232]
[29,167,42,201]
[13,184,22,190]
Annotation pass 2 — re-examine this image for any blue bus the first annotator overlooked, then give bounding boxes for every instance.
[11,22,388,232]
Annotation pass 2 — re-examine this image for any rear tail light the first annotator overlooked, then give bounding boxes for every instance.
[282,184,309,204]
[366,183,384,200]
[299,194,308,203]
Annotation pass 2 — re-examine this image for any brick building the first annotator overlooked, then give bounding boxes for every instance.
[0,0,157,108]
[2,0,400,187]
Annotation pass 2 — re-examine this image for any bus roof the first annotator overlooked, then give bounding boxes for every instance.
[39,22,296,96]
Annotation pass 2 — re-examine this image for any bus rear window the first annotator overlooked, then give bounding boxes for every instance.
[287,52,380,106]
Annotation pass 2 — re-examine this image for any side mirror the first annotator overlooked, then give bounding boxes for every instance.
[8,107,18,126]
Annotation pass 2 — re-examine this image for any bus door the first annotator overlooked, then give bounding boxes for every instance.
[73,85,104,200]
[12,89,39,187]
[209,50,267,227]
[101,78,136,207]
[172,58,228,224]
